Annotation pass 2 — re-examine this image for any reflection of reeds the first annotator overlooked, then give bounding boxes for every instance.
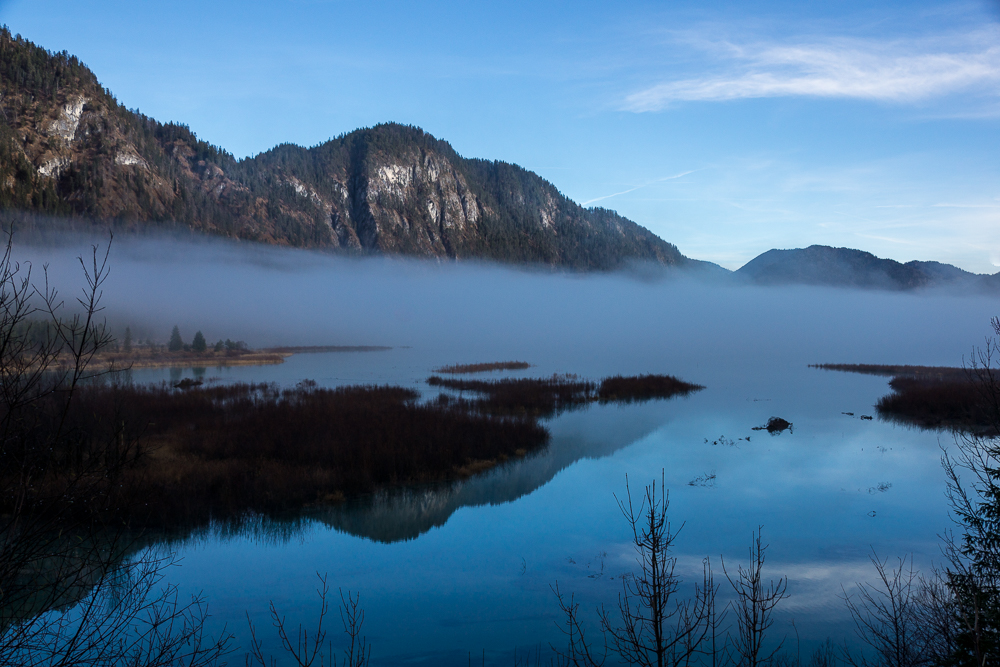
[433,361,531,374]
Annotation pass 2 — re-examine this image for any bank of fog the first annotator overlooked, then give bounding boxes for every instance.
[16,234,995,381]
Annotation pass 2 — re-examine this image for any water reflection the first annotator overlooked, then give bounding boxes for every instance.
[311,400,676,542]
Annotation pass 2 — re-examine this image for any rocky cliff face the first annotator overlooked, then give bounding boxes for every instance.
[0,29,690,270]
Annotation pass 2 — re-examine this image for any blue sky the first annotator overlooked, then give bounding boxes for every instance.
[2,0,998,272]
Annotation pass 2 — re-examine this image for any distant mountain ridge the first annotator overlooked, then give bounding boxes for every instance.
[737,245,1000,291]
[0,27,695,271]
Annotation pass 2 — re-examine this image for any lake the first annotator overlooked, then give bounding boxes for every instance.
[127,285,987,665]
[19,238,995,664]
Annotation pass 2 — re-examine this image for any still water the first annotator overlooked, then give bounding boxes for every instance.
[130,313,973,665]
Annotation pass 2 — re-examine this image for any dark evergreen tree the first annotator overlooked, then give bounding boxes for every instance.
[191,330,206,353]
[122,326,132,353]
[168,325,183,352]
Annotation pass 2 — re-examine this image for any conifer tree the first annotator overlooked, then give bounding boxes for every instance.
[191,330,207,353]
[168,325,183,352]
[123,326,132,353]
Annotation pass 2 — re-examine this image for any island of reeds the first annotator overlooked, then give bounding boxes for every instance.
[427,373,704,416]
[6,371,702,532]
[433,361,532,374]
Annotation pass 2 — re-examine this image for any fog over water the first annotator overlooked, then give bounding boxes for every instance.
[12,232,999,664]
[13,232,993,375]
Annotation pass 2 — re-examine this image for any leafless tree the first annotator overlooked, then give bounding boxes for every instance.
[552,473,716,667]
[0,229,232,666]
[841,552,923,667]
[551,582,608,667]
[809,638,838,667]
[722,527,788,667]
[246,572,370,667]
[910,563,959,665]
[599,473,716,667]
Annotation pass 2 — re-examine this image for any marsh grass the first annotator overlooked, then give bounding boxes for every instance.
[8,371,703,531]
[596,374,703,403]
[433,361,532,374]
[428,373,703,418]
[814,362,996,432]
[876,376,991,431]
[427,375,597,416]
[8,381,547,529]
[810,363,966,380]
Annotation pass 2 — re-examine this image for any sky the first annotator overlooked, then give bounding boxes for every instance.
[1,0,999,273]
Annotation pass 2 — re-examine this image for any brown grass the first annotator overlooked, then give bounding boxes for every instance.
[813,363,998,431]
[263,346,392,354]
[810,363,967,380]
[5,381,548,530]
[80,348,290,371]
[433,361,532,374]
[876,376,993,431]
[597,374,704,403]
[427,373,704,416]
[5,369,704,531]
[427,375,597,416]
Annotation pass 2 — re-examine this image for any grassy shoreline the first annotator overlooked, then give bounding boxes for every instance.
[812,362,995,431]
[76,345,393,371]
[809,363,967,379]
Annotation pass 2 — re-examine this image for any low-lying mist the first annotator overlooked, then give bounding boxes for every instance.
[12,231,995,382]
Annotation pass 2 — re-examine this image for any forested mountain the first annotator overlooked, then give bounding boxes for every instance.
[737,245,999,291]
[0,28,693,270]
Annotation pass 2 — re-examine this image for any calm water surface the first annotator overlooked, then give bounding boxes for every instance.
[16,236,995,663]
[132,341,958,664]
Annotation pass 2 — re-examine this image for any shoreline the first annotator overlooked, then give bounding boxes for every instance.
[76,345,394,371]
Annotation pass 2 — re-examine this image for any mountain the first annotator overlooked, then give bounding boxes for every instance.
[737,245,998,291]
[0,28,694,271]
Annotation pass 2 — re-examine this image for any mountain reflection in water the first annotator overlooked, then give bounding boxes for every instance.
[311,400,674,543]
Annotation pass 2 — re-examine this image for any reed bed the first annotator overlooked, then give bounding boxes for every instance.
[876,376,992,431]
[433,361,532,374]
[6,370,703,531]
[810,363,967,380]
[7,381,547,529]
[597,374,703,402]
[428,373,703,416]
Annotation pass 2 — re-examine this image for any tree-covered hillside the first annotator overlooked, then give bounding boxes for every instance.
[0,27,691,270]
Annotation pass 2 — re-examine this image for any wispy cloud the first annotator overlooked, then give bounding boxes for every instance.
[581,170,697,206]
[624,32,1000,111]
